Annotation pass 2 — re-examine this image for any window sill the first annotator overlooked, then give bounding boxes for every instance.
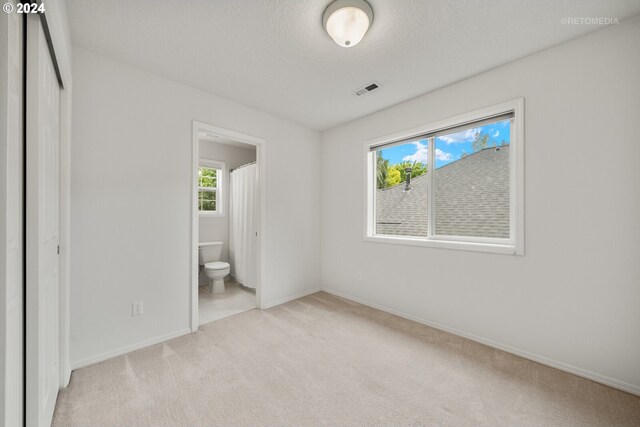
[199,212,224,218]
[364,234,521,255]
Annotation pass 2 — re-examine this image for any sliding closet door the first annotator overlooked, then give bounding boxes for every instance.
[0,2,24,426]
[26,14,60,427]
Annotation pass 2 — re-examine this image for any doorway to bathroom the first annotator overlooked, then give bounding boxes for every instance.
[191,122,265,329]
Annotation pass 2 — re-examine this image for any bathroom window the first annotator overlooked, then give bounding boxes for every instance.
[198,160,224,216]
[365,99,524,255]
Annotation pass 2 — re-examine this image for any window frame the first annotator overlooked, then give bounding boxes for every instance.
[198,159,225,217]
[364,98,524,255]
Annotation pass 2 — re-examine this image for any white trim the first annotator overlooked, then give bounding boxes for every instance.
[321,288,640,396]
[199,159,224,170]
[58,83,72,389]
[191,124,199,331]
[0,6,24,423]
[364,98,525,256]
[364,152,375,237]
[198,211,222,218]
[427,136,435,237]
[191,122,266,330]
[513,99,525,256]
[363,235,517,255]
[70,328,191,371]
[261,288,322,310]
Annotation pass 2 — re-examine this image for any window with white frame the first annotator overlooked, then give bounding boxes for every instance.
[198,160,224,215]
[366,99,523,254]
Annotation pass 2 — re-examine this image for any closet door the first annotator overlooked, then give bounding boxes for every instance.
[26,14,60,427]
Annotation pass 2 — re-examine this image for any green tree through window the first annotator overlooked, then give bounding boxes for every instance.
[377,157,428,189]
[198,166,219,212]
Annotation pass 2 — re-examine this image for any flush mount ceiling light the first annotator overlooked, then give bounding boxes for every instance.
[323,0,374,48]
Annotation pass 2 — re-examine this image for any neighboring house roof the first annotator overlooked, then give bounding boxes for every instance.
[376,145,510,238]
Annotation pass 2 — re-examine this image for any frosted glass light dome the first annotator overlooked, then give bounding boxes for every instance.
[323,0,374,48]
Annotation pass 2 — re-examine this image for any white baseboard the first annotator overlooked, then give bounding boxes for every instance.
[60,363,71,389]
[322,288,640,396]
[260,287,322,309]
[70,328,192,371]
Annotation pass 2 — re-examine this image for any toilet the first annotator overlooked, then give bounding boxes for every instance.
[198,242,231,294]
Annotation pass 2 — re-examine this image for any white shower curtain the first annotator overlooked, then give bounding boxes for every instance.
[229,163,258,289]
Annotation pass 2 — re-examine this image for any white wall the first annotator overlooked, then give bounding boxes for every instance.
[70,47,320,367]
[198,140,256,266]
[320,19,640,393]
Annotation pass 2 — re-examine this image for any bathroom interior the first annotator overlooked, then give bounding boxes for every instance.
[197,132,258,325]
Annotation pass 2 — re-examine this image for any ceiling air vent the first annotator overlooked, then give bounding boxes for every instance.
[353,81,380,96]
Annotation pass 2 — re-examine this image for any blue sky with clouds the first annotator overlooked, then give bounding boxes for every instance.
[379,119,511,168]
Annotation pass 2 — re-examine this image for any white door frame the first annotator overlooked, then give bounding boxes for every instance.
[191,121,266,331]
[0,3,24,425]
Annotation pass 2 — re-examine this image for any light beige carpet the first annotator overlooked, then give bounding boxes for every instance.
[53,292,640,427]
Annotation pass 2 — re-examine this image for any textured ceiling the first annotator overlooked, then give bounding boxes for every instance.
[66,0,640,130]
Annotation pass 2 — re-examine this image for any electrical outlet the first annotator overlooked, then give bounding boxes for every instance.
[355,271,363,282]
[132,301,143,316]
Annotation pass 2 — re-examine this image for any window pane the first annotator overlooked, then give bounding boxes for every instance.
[198,189,217,212]
[434,119,511,238]
[199,167,218,189]
[374,139,429,237]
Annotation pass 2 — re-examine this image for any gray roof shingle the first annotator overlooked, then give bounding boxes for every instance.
[376,145,510,238]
